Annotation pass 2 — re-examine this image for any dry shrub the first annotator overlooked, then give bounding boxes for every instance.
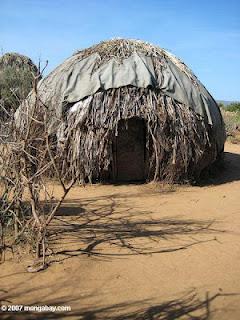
[0,67,78,271]
[221,109,240,143]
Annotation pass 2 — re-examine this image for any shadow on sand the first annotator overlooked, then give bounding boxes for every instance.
[199,151,240,185]
[45,151,240,261]
[47,193,223,262]
[0,286,238,320]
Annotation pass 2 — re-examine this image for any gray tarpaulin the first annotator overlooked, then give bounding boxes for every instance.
[59,51,224,150]
[63,52,156,104]
[62,52,221,127]
[18,50,225,151]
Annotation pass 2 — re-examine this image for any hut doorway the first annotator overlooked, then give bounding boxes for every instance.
[113,118,146,182]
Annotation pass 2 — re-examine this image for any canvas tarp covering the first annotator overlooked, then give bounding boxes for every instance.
[62,52,216,126]
[18,50,225,152]
[58,52,224,151]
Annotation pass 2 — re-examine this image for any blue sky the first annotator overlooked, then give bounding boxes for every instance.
[0,0,239,100]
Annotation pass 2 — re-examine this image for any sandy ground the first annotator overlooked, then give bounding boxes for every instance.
[1,142,240,319]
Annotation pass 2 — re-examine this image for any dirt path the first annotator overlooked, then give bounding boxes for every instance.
[1,142,240,319]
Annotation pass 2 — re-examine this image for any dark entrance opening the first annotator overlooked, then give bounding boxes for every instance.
[113,118,146,182]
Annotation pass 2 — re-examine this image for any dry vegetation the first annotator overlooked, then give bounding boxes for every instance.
[0,63,79,272]
[220,103,240,144]
[0,126,77,272]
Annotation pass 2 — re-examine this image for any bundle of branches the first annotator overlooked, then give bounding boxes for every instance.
[0,73,79,270]
[0,120,26,262]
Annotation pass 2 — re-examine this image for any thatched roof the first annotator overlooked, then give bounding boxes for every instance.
[17,39,226,183]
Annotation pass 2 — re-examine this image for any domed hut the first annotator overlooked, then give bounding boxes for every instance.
[17,39,226,183]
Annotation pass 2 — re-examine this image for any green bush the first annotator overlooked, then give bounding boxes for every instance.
[0,66,34,111]
[0,53,39,117]
[226,102,240,113]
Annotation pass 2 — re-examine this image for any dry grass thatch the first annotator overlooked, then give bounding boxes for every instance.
[17,39,226,183]
[61,87,214,183]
